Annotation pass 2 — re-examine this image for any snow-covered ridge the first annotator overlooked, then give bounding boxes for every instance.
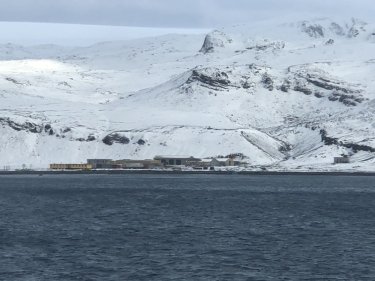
[1,18,375,171]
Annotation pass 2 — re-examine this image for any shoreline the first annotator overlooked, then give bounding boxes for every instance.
[0,170,375,176]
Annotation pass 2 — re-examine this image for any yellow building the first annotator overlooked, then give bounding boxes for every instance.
[49,163,93,170]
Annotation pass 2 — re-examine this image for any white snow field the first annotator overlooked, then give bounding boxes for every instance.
[1,18,375,171]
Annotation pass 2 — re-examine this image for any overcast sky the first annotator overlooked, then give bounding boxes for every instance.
[0,0,373,28]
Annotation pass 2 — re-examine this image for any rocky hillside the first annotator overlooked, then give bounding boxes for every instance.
[1,18,375,171]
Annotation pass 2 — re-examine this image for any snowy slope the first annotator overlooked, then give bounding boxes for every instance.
[1,18,375,171]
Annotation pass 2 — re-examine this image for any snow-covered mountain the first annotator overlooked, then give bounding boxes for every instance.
[1,18,375,171]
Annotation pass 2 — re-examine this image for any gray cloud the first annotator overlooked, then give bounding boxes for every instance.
[0,0,373,28]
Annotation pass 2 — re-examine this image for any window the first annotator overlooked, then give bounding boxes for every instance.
[176,160,182,165]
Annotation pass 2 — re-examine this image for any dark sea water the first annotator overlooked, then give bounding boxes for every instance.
[0,174,375,280]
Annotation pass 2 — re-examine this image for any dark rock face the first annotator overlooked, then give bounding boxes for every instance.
[71,135,95,142]
[0,117,100,143]
[320,129,338,145]
[86,135,96,142]
[137,139,146,145]
[305,73,364,106]
[347,143,375,153]
[279,143,292,153]
[199,30,231,54]
[328,91,364,106]
[347,19,367,38]
[0,118,89,139]
[305,74,360,94]
[299,19,367,39]
[293,84,312,95]
[348,27,360,38]
[246,41,285,52]
[301,22,324,38]
[43,124,54,135]
[102,133,130,145]
[325,39,335,45]
[200,35,215,54]
[280,80,291,92]
[5,77,30,86]
[0,118,43,133]
[187,69,231,90]
[320,129,375,152]
[262,73,274,91]
[241,80,251,89]
[5,77,22,85]
[290,68,365,106]
[44,124,52,132]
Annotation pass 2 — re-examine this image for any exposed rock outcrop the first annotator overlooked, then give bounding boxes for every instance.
[86,135,96,142]
[246,41,285,52]
[347,18,367,38]
[300,22,325,38]
[187,68,231,90]
[320,129,375,153]
[288,67,365,106]
[200,30,232,54]
[102,133,130,145]
[261,73,274,91]
[0,117,43,133]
